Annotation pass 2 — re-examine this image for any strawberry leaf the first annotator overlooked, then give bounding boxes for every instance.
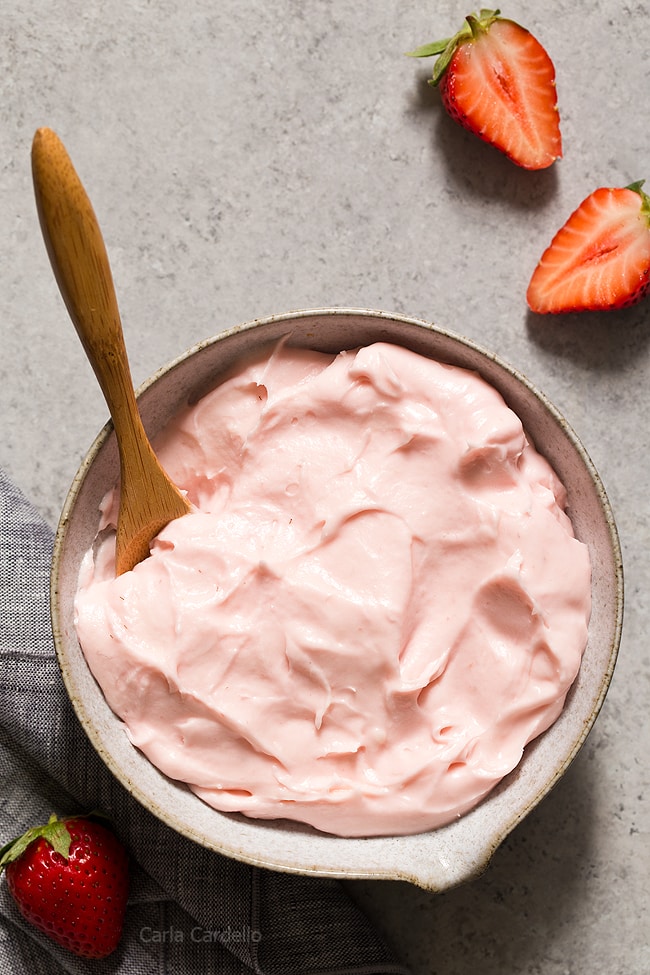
[406,8,503,86]
[626,180,650,215]
[0,814,72,870]
[405,39,452,59]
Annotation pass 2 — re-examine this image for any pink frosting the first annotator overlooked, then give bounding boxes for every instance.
[75,342,591,837]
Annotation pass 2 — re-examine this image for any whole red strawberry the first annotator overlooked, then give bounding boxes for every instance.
[0,813,129,958]
[407,9,562,170]
[527,181,650,313]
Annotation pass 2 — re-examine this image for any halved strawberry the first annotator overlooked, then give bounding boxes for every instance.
[407,9,561,170]
[527,182,650,313]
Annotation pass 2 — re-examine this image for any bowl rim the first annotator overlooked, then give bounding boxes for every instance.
[50,307,624,890]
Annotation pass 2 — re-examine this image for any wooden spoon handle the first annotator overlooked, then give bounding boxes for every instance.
[31,127,140,444]
[32,127,190,575]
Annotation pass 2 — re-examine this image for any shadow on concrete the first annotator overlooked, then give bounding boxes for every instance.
[347,746,600,974]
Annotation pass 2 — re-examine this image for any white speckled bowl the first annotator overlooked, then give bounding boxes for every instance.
[51,308,623,891]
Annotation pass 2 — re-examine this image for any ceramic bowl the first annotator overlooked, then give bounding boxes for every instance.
[51,308,623,891]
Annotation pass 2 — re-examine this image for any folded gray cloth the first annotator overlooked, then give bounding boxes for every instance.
[0,468,411,975]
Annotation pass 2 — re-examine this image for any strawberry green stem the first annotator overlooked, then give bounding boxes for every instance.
[0,810,111,871]
[0,814,71,869]
[405,9,503,86]
[466,13,492,39]
[626,180,650,217]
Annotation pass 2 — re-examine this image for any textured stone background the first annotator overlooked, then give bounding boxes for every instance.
[1,2,648,972]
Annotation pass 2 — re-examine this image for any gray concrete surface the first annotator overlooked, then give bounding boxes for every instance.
[1,2,648,972]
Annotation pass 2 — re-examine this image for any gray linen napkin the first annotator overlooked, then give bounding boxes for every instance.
[0,468,411,975]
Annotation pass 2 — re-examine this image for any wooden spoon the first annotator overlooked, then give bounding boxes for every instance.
[31,127,191,575]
